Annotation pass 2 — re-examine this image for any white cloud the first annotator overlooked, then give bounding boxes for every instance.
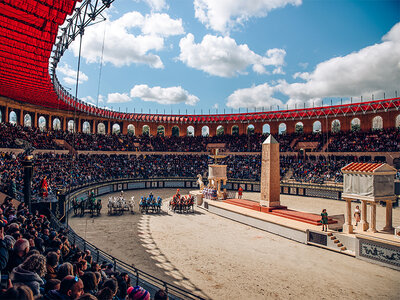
[142,13,184,37]
[298,62,308,69]
[81,95,104,105]
[227,83,283,109]
[227,22,400,109]
[179,33,286,77]
[277,22,400,102]
[70,11,184,68]
[139,0,168,11]
[107,92,131,103]
[57,63,88,85]
[130,84,199,105]
[194,0,302,34]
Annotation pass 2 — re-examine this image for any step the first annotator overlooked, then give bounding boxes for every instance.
[337,243,343,247]
[330,236,336,240]
[327,232,333,236]
[334,240,340,244]
[340,247,347,251]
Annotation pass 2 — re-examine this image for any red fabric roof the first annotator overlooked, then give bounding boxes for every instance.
[0,1,399,123]
[341,162,384,173]
[0,0,77,111]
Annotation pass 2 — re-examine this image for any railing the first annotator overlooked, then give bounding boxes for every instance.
[49,212,205,300]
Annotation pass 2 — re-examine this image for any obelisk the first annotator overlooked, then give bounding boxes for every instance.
[260,135,281,208]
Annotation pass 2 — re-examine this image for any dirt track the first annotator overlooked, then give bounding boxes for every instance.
[69,189,400,300]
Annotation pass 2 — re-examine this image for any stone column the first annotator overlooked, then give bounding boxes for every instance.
[5,105,9,123]
[343,198,353,233]
[360,200,369,231]
[383,200,393,232]
[368,202,377,233]
[260,135,281,207]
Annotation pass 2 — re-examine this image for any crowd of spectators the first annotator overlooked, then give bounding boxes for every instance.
[0,124,62,150]
[0,198,165,299]
[327,128,400,152]
[1,122,399,153]
[2,150,392,202]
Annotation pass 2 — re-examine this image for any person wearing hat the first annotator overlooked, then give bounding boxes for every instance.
[127,286,150,300]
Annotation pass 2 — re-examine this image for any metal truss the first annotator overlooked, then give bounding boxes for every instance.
[49,0,113,81]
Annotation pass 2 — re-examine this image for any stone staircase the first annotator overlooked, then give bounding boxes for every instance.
[328,232,347,251]
[321,137,333,152]
[290,137,298,149]
[54,139,77,155]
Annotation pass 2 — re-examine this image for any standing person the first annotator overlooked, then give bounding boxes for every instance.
[354,205,361,226]
[238,186,243,199]
[320,209,328,232]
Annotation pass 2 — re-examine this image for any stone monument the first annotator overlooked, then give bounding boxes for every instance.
[260,135,284,210]
[208,149,227,199]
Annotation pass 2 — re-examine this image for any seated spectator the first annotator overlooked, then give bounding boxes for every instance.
[57,262,74,280]
[104,264,114,277]
[101,278,118,298]
[77,293,97,300]
[45,275,84,300]
[116,272,130,299]
[127,286,150,300]
[45,251,59,281]
[44,278,61,295]
[80,272,98,296]
[96,287,113,300]
[154,288,168,300]
[6,238,30,274]
[0,283,34,300]
[10,253,46,296]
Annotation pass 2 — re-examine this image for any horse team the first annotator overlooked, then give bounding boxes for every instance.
[72,189,195,217]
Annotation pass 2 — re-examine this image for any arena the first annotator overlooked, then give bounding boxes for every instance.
[0,1,400,300]
[69,189,400,300]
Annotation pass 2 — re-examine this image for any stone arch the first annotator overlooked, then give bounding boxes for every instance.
[142,125,150,136]
[127,124,135,135]
[97,122,106,134]
[313,121,321,133]
[112,123,121,134]
[82,121,91,134]
[231,125,239,136]
[247,124,255,135]
[295,122,304,134]
[262,124,270,134]
[202,126,209,137]
[216,125,224,136]
[278,123,286,135]
[331,119,340,133]
[53,118,61,130]
[396,114,400,128]
[68,120,75,132]
[9,111,17,125]
[171,125,180,137]
[372,116,383,130]
[351,118,361,132]
[187,126,194,136]
[38,116,46,131]
[24,114,32,127]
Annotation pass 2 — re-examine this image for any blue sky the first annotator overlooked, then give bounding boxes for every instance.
[57,0,400,114]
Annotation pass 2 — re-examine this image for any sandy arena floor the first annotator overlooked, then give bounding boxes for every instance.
[69,189,400,300]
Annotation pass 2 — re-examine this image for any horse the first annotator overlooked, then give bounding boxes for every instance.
[127,196,135,213]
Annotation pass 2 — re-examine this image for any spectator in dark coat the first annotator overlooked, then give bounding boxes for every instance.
[10,253,46,296]
[6,238,29,274]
